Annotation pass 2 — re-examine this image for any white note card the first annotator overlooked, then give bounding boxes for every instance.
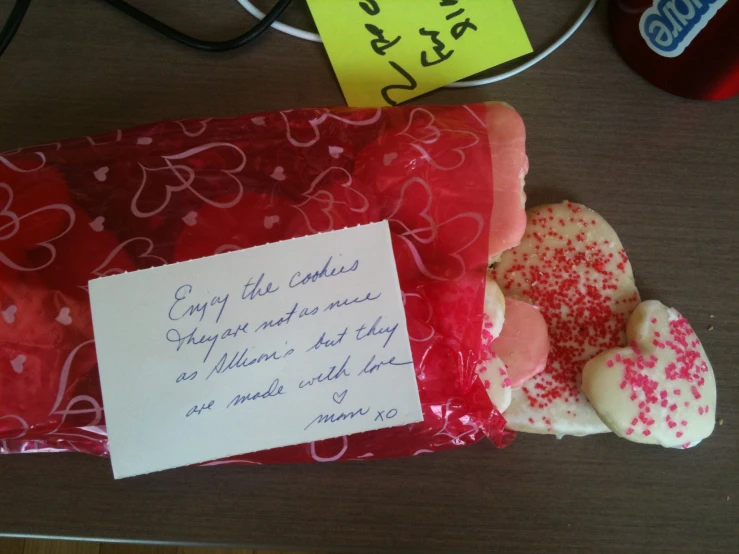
[89,221,422,479]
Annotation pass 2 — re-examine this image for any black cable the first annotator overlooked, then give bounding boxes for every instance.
[101,0,294,52]
[0,0,31,56]
[0,0,293,58]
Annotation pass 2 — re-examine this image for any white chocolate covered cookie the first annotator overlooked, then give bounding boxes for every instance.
[476,279,511,412]
[582,300,716,449]
[492,202,640,436]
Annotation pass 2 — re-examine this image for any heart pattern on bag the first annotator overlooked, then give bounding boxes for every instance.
[89,216,105,232]
[1,304,16,324]
[271,167,286,181]
[93,167,109,182]
[182,211,198,227]
[55,307,73,325]
[10,355,26,374]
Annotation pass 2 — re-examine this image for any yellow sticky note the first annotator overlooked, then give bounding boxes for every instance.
[306,0,533,107]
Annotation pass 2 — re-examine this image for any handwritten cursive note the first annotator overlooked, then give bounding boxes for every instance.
[306,0,532,107]
[89,221,422,479]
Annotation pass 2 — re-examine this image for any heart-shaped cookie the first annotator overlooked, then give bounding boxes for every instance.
[492,202,640,436]
[582,300,717,449]
[485,102,528,263]
[352,103,528,263]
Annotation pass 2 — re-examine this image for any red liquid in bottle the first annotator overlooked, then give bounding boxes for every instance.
[610,0,739,100]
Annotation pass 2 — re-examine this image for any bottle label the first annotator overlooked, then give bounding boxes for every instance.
[640,0,727,58]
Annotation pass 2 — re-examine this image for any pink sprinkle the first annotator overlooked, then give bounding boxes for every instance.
[681,420,688,426]
[668,421,677,429]
[631,418,638,426]
[670,404,677,412]
[682,443,691,449]
[661,399,668,408]
[699,407,704,415]
[625,428,634,436]
[684,401,690,408]
[676,431,683,438]
[503,378,511,388]
[705,405,710,414]
[660,390,668,399]
[674,389,681,396]
[651,318,657,324]
[654,331,661,338]
[691,386,702,400]
[619,380,627,389]
[643,430,651,437]
[607,360,614,368]
[615,354,622,362]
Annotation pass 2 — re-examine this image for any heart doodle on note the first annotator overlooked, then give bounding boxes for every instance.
[332,390,348,405]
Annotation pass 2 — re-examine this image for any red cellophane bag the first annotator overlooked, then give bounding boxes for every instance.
[1,103,526,464]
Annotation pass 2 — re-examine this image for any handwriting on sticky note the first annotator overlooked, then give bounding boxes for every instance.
[89,221,422,479]
[306,0,532,107]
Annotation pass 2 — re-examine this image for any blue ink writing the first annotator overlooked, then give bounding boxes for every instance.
[227,379,285,408]
[186,400,215,417]
[256,302,298,332]
[176,371,197,383]
[355,316,398,348]
[324,291,381,312]
[242,273,280,301]
[299,356,352,389]
[166,322,248,363]
[375,408,398,421]
[168,284,229,324]
[304,406,370,430]
[299,306,319,318]
[166,327,219,362]
[289,256,360,288]
[306,327,349,351]
[359,354,413,376]
[208,345,295,379]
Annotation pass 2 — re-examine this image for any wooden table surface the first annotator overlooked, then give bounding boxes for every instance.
[1,1,737,552]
